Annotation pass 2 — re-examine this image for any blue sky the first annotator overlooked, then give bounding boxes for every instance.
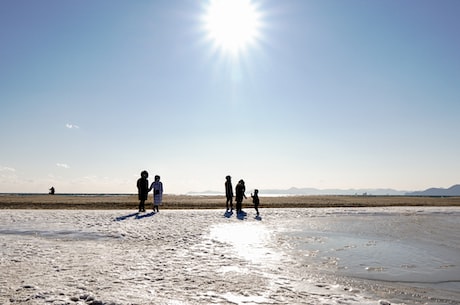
[1,0,459,194]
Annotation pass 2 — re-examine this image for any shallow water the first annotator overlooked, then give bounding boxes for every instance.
[270,207,460,304]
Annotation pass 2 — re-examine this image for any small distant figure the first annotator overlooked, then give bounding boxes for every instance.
[235,179,247,214]
[137,170,149,212]
[225,175,234,212]
[49,186,55,195]
[251,189,260,216]
[150,175,163,213]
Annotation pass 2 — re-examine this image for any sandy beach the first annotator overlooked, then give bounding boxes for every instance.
[1,204,460,305]
[1,194,460,210]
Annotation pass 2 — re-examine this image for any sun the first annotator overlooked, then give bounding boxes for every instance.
[203,0,261,55]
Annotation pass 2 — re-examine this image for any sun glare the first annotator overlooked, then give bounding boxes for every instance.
[203,0,261,55]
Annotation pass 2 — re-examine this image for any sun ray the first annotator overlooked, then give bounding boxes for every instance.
[203,0,262,56]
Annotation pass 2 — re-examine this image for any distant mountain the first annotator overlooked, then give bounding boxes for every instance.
[187,187,407,196]
[187,185,460,196]
[405,184,460,196]
[260,187,406,196]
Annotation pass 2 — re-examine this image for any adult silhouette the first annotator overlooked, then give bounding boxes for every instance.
[225,175,233,212]
[235,179,247,214]
[137,170,149,212]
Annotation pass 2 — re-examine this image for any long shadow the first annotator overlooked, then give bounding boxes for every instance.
[115,212,139,222]
[135,212,155,219]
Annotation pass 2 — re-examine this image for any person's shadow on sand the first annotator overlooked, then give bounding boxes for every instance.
[237,211,247,220]
[224,210,233,218]
[135,212,155,219]
[115,212,156,221]
[255,215,262,221]
[115,212,139,221]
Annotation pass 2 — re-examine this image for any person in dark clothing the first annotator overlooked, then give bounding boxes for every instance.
[235,179,247,214]
[137,170,149,212]
[225,175,233,212]
[49,186,55,195]
[251,189,260,216]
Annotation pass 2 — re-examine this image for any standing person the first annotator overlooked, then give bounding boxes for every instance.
[150,175,163,213]
[235,179,247,214]
[225,175,233,212]
[251,189,260,216]
[137,170,149,212]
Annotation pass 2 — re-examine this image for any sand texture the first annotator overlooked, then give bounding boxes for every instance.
[1,207,459,305]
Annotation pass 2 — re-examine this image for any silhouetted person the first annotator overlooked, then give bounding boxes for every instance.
[49,187,55,195]
[235,179,247,214]
[251,189,260,216]
[225,175,233,211]
[137,170,149,212]
[150,175,163,213]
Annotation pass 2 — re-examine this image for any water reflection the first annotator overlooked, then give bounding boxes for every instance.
[209,222,279,263]
[283,208,460,291]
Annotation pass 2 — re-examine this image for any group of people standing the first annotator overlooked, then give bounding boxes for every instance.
[136,171,259,216]
[136,170,163,213]
[225,175,260,216]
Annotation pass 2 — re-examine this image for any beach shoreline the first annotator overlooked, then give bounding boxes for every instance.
[1,194,460,210]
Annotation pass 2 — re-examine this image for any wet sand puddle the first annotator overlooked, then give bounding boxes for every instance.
[271,207,460,305]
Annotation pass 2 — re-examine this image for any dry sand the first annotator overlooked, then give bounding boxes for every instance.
[1,194,460,210]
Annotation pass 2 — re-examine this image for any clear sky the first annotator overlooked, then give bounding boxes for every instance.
[1,0,459,194]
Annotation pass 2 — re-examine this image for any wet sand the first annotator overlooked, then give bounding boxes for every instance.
[1,194,460,304]
[1,194,460,210]
[1,208,459,305]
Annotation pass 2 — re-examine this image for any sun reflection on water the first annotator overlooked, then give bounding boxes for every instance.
[209,222,279,263]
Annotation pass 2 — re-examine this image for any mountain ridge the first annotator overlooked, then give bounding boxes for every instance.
[405,184,460,196]
[187,184,460,196]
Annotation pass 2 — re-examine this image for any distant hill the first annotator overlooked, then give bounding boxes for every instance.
[187,185,460,196]
[405,184,460,196]
[188,187,407,196]
[260,187,406,196]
